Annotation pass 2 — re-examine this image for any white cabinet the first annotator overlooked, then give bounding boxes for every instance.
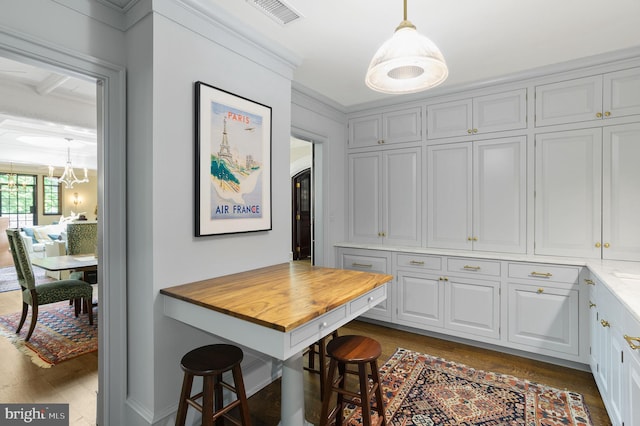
[348,106,422,149]
[395,254,501,341]
[348,147,422,246]
[337,248,392,321]
[623,309,640,426]
[536,124,640,261]
[535,67,640,127]
[427,89,527,139]
[427,136,526,253]
[506,263,582,357]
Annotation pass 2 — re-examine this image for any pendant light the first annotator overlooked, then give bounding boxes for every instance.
[58,138,89,189]
[365,0,448,94]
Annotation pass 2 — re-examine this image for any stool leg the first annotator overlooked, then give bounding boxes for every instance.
[370,360,386,426]
[175,373,193,426]
[202,376,214,426]
[231,364,252,426]
[213,374,224,426]
[320,358,338,426]
[358,363,372,426]
[335,362,346,426]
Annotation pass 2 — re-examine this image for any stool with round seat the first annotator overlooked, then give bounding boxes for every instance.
[320,335,386,426]
[304,330,339,397]
[175,344,251,426]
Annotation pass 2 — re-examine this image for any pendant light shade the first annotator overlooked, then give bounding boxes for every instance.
[365,1,448,94]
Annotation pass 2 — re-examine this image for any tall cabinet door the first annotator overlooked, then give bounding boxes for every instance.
[348,152,382,243]
[427,143,472,249]
[383,147,422,247]
[473,137,527,253]
[602,123,640,261]
[535,129,602,258]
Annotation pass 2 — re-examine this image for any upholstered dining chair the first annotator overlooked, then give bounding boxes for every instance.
[5,229,94,341]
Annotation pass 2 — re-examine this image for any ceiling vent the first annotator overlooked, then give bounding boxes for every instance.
[246,0,302,25]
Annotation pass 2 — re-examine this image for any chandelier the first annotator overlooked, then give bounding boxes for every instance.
[1,163,18,193]
[365,0,448,94]
[57,138,89,189]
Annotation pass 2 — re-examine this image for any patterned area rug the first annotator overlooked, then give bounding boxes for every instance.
[345,347,593,426]
[0,301,97,368]
[0,266,54,293]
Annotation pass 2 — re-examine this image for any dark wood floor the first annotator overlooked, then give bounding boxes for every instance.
[248,319,611,426]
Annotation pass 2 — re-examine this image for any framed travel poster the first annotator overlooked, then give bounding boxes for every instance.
[195,81,272,236]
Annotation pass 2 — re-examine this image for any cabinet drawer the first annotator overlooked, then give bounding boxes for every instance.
[446,258,501,277]
[290,306,347,347]
[342,254,388,274]
[508,263,580,283]
[350,285,386,314]
[397,254,441,271]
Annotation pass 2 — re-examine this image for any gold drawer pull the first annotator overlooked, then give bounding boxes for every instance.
[463,265,481,271]
[583,279,595,285]
[589,301,596,308]
[624,335,640,350]
[601,319,610,328]
[409,260,425,265]
[351,262,372,268]
[531,272,552,278]
[537,288,544,294]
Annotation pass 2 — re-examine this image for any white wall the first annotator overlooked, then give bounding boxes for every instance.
[125,3,297,422]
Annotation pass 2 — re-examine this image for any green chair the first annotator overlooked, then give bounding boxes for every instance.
[5,229,94,341]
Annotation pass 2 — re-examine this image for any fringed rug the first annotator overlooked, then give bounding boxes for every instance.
[345,347,593,426]
[0,301,97,367]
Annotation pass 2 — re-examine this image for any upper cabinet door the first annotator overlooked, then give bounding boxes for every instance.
[348,115,382,149]
[473,137,527,253]
[534,128,602,258]
[427,99,472,139]
[602,123,640,261]
[535,76,603,127]
[473,89,527,134]
[603,67,640,119]
[383,107,422,145]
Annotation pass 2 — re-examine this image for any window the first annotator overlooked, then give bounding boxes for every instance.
[43,176,61,215]
[0,173,37,228]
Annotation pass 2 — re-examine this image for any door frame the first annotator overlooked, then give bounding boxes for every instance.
[0,28,128,425]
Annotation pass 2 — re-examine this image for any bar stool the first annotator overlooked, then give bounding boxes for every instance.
[304,330,339,397]
[175,344,251,426]
[320,335,386,426]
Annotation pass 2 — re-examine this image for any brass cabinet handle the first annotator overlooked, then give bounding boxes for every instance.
[537,288,544,294]
[604,111,611,117]
[377,232,386,237]
[439,277,449,282]
[472,236,478,241]
[624,335,640,350]
[601,319,610,328]
[604,243,610,248]
[467,129,473,134]
[530,272,552,278]
[377,139,385,144]
[351,262,372,268]
[472,128,478,133]
[596,112,603,118]
[584,279,595,285]
[595,242,601,248]
[589,301,596,308]
[409,260,425,265]
[467,237,472,241]
[463,265,481,271]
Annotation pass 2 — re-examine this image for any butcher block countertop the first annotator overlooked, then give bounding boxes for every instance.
[159,262,393,332]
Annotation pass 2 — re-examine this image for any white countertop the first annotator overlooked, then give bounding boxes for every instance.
[335,242,640,324]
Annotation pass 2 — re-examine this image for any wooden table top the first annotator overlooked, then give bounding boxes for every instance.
[31,255,98,272]
[160,262,393,332]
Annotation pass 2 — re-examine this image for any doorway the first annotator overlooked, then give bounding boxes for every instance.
[292,168,312,260]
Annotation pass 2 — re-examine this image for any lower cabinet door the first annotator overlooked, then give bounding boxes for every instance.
[507,283,579,355]
[395,271,443,329]
[627,347,640,426]
[444,276,500,339]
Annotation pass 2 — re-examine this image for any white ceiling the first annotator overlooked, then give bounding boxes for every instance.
[2,0,640,170]
[212,0,640,107]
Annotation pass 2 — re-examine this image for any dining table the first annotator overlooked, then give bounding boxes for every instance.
[31,254,98,272]
[160,261,393,426]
